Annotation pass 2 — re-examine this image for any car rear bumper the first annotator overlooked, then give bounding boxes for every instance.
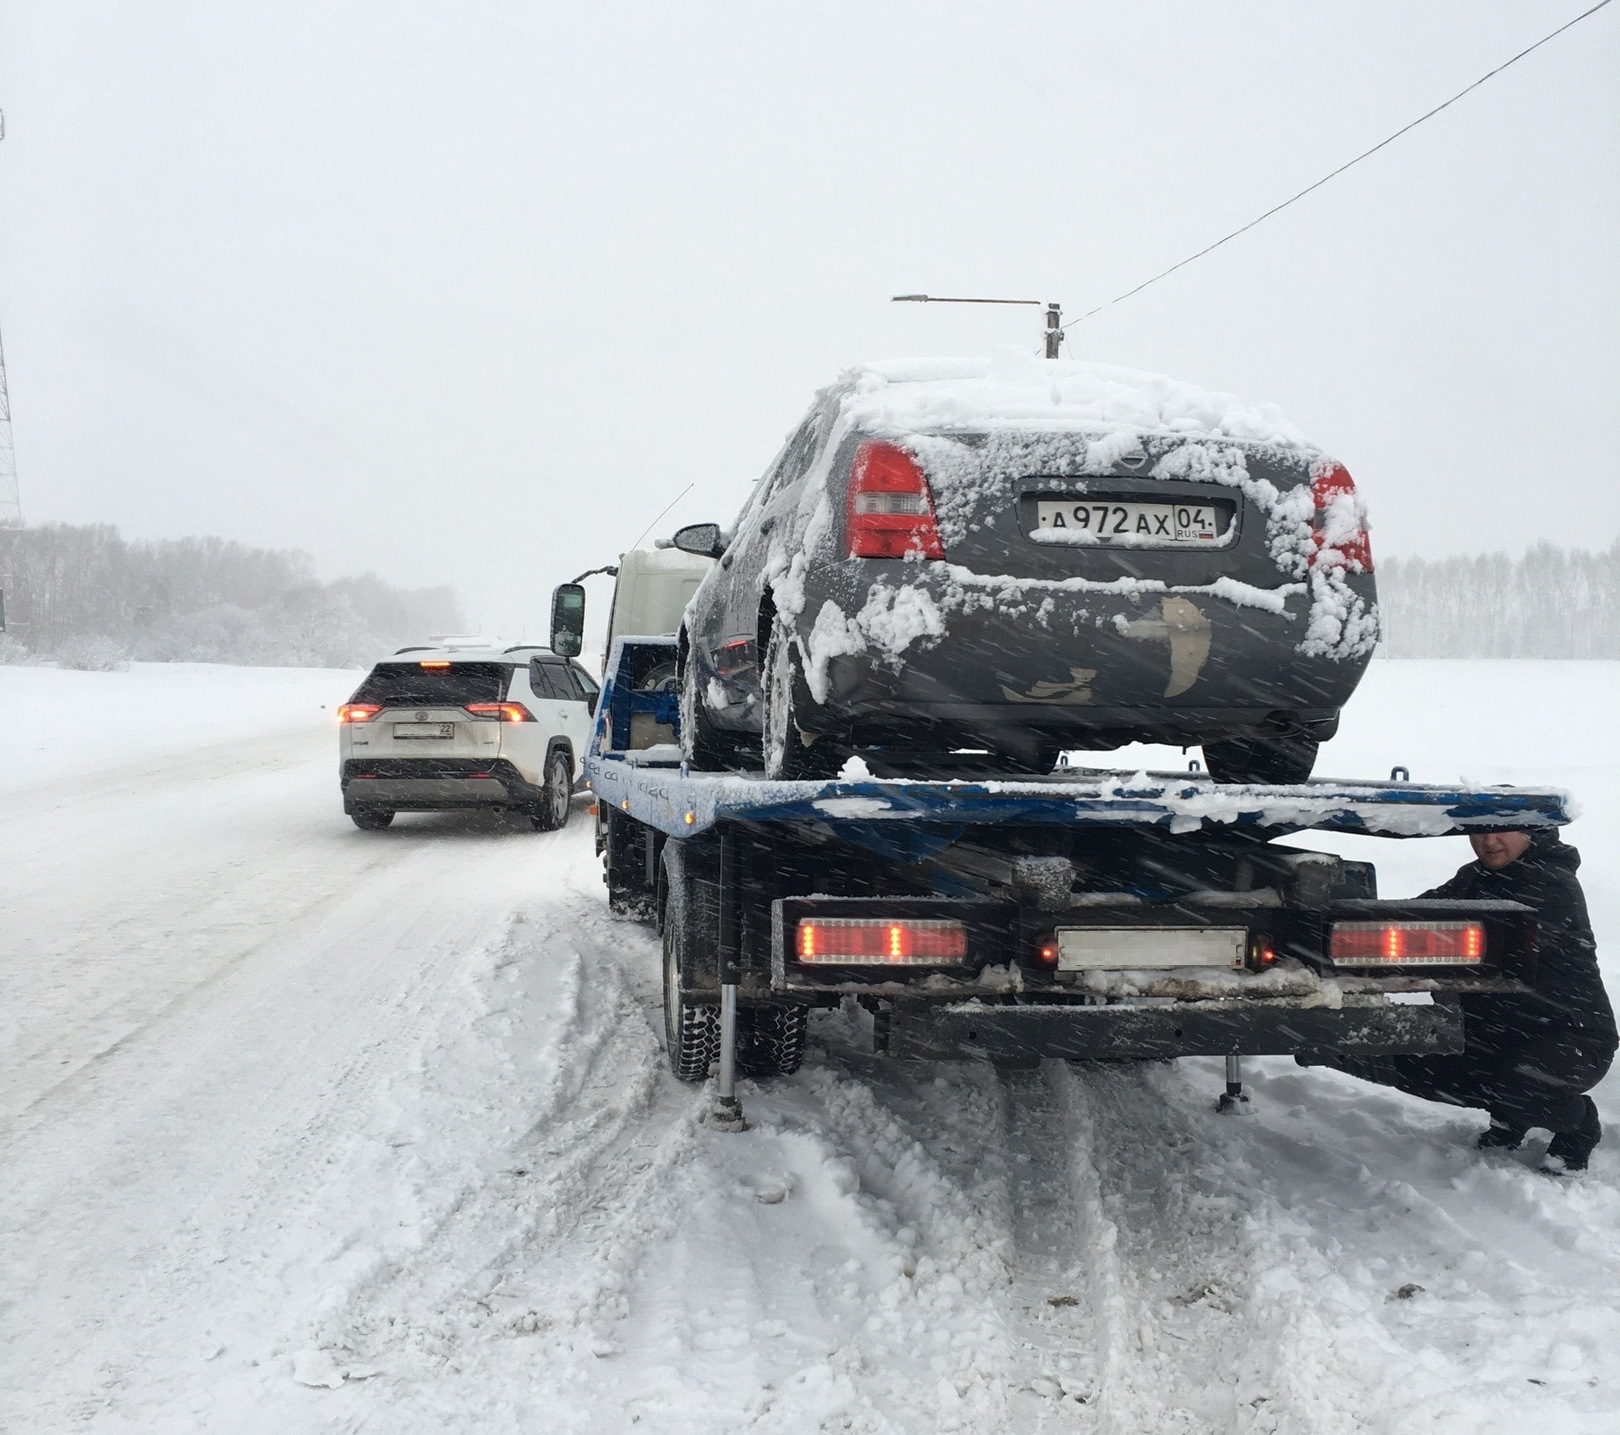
[791,570,1373,746]
[341,758,539,812]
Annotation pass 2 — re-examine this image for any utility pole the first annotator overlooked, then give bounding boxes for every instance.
[0,324,21,527]
[0,111,18,527]
[891,294,1064,358]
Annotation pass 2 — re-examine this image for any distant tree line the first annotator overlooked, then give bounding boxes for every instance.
[1377,541,1620,659]
[0,522,462,669]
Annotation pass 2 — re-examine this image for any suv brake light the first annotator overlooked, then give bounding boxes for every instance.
[1309,464,1373,572]
[337,704,381,724]
[846,440,945,560]
[465,702,535,723]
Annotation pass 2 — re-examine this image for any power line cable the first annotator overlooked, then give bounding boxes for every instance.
[1065,0,1615,333]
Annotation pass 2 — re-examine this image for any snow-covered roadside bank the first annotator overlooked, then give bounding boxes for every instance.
[2,659,1618,1433]
[0,661,357,795]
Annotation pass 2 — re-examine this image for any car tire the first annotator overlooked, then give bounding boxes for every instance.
[350,808,394,830]
[680,645,739,771]
[530,751,573,830]
[738,1004,808,1077]
[1202,735,1319,785]
[662,846,719,1082]
[762,624,840,781]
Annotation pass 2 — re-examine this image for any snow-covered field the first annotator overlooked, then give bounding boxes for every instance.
[2,659,1618,1434]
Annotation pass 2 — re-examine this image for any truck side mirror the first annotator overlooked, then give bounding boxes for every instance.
[672,522,726,559]
[550,583,586,658]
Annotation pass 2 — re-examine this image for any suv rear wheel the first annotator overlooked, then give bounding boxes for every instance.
[530,751,573,830]
[350,808,394,831]
[1202,735,1319,785]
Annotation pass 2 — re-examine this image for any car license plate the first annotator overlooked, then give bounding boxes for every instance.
[393,722,455,740]
[1056,927,1246,970]
[1035,499,1224,545]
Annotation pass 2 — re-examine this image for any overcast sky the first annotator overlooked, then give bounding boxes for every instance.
[2,1,1616,633]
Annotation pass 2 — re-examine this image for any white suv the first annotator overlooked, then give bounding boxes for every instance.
[337,643,599,830]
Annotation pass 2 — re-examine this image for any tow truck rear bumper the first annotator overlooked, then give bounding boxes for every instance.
[885,994,1463,1063]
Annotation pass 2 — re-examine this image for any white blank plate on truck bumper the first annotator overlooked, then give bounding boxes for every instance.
[1056,927,1246,970]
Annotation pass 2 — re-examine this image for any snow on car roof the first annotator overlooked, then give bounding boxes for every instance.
[387,642,554,663]
[838,354,1314,450]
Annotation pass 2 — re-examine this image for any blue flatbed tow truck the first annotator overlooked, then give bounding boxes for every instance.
[584,637,1570,1127]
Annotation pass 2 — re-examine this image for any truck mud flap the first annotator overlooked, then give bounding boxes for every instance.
[886,996,1464,1063]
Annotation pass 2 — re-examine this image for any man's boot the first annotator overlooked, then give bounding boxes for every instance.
[1477,1120,1526,1151]
[1544,1096,1602,1174]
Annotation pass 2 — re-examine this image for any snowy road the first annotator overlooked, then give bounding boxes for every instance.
[3,661,1619,1433]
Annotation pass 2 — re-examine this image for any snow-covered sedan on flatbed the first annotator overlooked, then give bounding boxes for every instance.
[675,356,1377,784]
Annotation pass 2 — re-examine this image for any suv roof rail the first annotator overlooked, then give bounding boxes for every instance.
[393,645,435,654]
[503,643,551,654]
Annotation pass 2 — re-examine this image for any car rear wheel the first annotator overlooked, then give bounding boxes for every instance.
[1202,735,1319,785]
[762,625,840,781]
[530,751,573,830]
[349,808,394,830]
[680,645,741,771]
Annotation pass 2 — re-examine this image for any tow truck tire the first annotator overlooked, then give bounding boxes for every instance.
[661,842,719,1081]
[1202,735,1319,785]
[762,625,840,782]
[531,751,573,831]
[349,808,394,830]
[663,921,718,1081]
[738,1004,808,1077]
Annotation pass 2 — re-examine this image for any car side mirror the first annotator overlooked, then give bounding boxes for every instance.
[672,522,726,559]
[550,583,585,658]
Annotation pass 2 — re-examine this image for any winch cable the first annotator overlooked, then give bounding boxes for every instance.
[1062,0,1614,340]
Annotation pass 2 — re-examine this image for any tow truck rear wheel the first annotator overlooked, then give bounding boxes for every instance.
[663,921,718,1081]
[738,1004,808,1077]
[661,843,719,1081]
[1202,735,1319,785]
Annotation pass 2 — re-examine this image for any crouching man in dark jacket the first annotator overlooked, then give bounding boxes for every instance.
[1364,829,1616,1172]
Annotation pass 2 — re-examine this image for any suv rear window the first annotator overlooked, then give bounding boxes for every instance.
[351,662,511,707]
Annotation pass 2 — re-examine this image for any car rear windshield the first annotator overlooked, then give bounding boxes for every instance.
[350,662,510,707]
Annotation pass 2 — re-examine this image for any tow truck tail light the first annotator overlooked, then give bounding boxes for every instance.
[337,704,381,724]
[796,917,967,965]
[465,702,535,723]
[1309,464,1373,573]
[1329,920,1485,965]
[846,440,946,560]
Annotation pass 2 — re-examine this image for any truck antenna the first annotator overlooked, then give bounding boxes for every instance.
[892,294,1063,359]
[627,481,694,553]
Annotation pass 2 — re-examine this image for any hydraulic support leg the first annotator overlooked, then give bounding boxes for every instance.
[703,829,747,1132]
[1216,1052,1250,1113]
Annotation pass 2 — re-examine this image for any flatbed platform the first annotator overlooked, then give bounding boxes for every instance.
[586,754,1572,842]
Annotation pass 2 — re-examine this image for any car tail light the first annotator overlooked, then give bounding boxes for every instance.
[465,702,535,723]
[796,917,967,965]
[845,440,945,560]
[337,704,381,723]
[1309,464,1373,572]
[1329,920,1485,965]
